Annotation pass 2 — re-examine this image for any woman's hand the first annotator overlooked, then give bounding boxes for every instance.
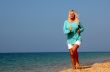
[69,27,72,31]
[77,29,80,34]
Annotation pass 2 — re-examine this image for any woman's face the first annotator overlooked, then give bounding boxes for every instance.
[68,11,75,19]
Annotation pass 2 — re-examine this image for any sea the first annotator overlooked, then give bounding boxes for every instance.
[0,52,110,72]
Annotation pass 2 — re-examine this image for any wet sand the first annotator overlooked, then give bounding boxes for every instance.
[59,61,110,72]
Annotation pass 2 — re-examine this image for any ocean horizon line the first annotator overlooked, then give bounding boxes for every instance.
[0,51,110,53]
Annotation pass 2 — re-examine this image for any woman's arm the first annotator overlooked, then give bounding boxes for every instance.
[63,21,70,34]
[79,22,84,33]
[75,17,84,33]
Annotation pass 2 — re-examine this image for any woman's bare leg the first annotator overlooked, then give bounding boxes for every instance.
[69,49,76,69]
[73,44,80,68]
[70,44,80,69]
[75,48,80,68]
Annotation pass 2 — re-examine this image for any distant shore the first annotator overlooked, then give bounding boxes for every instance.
[59,60,110,72]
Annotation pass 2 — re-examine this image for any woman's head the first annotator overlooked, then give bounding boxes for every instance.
[68,9,78,20]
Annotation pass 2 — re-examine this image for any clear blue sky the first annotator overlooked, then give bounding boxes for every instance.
[0,0,110,52]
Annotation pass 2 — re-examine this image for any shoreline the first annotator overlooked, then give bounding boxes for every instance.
[59,60,110,72]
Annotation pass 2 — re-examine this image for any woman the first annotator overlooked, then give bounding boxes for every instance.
[63,10,84,69]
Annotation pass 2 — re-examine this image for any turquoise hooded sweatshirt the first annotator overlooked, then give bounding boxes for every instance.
[63,20,84,44]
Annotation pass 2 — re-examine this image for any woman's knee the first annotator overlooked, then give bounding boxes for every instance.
[69,49,74,56]
[72,44,79,51]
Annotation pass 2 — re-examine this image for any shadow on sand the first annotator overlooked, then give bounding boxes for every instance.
[77,65,91,69]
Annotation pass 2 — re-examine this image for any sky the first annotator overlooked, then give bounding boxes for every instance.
[0,0,110,52]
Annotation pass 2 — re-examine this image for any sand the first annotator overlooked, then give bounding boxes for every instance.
[59,61,110,72]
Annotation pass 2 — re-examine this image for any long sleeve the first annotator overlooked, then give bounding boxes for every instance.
[79,22,84,33]
[63,21,70,34]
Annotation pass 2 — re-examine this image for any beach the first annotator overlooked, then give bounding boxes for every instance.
[59,61,110,72]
